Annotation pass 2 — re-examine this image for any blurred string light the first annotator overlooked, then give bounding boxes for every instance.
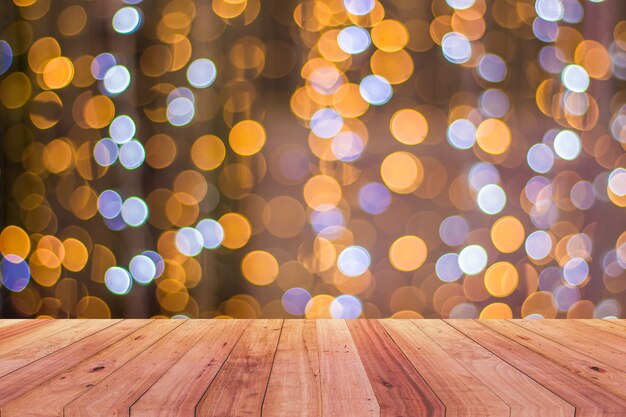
[0,0,623,320]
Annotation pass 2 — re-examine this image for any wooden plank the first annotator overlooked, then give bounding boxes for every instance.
[196,320,283,417]
[416,320,573,417]
[63,320,206,417]
[0,320,24,329]
[381,320,510,417]
[516,320,626,369]
[482,320,626,398]
[262,320,321,417]
[0,320,149,408]
[577,319,626,339]
[0,319,50,342]
[130,320,250,417]
[449,320,626,417]
[347,320,445,417]
[0,320,116,378]
[612,320,626,328]
[1,320,177,417]
[316,320,379,417]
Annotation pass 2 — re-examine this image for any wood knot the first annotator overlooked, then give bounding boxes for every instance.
[382,380,393,388]
[90,366,105,372]
[590,366,605,373]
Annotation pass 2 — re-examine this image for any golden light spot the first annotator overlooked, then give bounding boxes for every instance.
[42,57,74,89]
[575,40,611,80]
[229,120,266,156]
[389,235,427,272]
[371,20,409,52]
[43,138,73,173]
[476,118,511,155]
[370,49,414,85]
[390,109,428,145]
[332,83,369,118]
[83,95,115,129]
[479,302,513,319]
[303,175,342,210]
[304,294,334,318]
[219,213,251,249]
[263,196,306,238]
[381,151,423,194]
[1,72,31,109]
[521,291,558,318]
[0,226,31,259]
[156,279,189,312]
[27,37,60,73]
[58,5,87,37]
[241,250,279,286]
[61,238,88,272]
[491,216,525,253]
[484,262,519,298]
[191,135,225,170]
[30,91,63,129]
[76,296,111,319]
[146,134,177,169]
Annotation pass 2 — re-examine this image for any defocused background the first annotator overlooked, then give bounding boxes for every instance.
[0,0,625,319]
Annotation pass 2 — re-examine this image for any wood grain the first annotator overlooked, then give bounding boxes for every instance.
[0,320,148,408]
[0,319,623,416]
[449,320,626,417]
[63,320,202,417]
[131,320,250,417]
[577,319,626,339]
[516,319,626,370]
[195,319,283,417]
[382,319,510,417]
[418,320,573,417]
[262,320,321,417]
[348,320,445,417]
[0,320,116,378]
[483,320,626,398]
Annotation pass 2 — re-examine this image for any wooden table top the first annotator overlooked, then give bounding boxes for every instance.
[0,319,624,416]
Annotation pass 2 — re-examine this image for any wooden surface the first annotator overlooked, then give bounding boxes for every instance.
[0,320,624,416]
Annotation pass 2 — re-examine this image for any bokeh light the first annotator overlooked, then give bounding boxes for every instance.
[0,0,623,320]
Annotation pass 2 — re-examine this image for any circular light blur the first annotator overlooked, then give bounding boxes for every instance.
[553,130,581,160]
[94,138,119,167]
[527,143,555,174]
[330,295,362,319]
[187,59,217,88]
[458,245,488,275]
[343,0,375,15]
[358,182,391,214]
[119,140,145,170]
[436,253,463,282]
[175,227,204,257]
[477,184,506,215]
[310,108,343,138]
[112,7,142,34]
[129,255,156,284]
[441,32,472,64]
[337,26,371,55]
[337,246,371,277]
[525,230,552,260]
[196,219,224,249]
[103,65,131,94]
[109,115,136,144]
[447,119,476,150]
[121,197,149,227]
[105,267,132,295]
[359,75,392,105]
[561,64,590,93]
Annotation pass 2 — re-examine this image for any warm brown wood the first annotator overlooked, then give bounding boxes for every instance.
[0,319,49,341]
[2,320,177,417]
[262,320,321,417]
[482,320,626,398]
[382,320,510,416]
[347,320,445,417]
[449,320,626,417]
[195,319,283,417]
[63,320,202,417]
[516,319,626,369]
[317,320,379,417]
[131,320,250,417]
[416,320,574,417]
[0,319,623,416]
[0,320,23,329]
[0,320,117,378]
[0,319,149,408]
[577,319,626,339]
